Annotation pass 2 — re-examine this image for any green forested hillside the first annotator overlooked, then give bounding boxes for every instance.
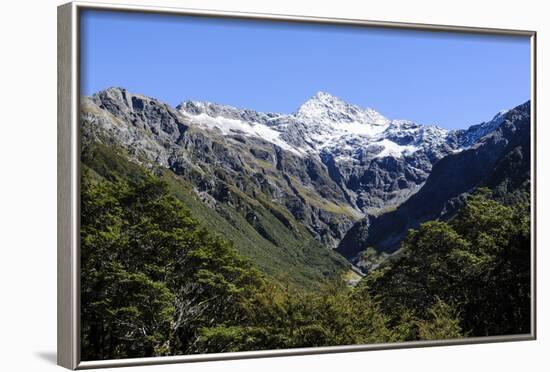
[82,144,351,289]
[359,190,531,337]
[81,144,530,360]
[80,163,458,360]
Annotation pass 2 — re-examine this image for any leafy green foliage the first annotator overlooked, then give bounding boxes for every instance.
[81,144,529,360]
[197,282,393,352]
[80,170,265,359]
[416,299,462,340]
[360,189,531,337]
[81,165,453,361]
[80,169,395,360]
[82,143,350,289]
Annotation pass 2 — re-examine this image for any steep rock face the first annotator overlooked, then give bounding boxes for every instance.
[82,87,522,253]
[336,101,531,262]
[176,91,475,214]
[81,88,188,168]
[82,88,360,249]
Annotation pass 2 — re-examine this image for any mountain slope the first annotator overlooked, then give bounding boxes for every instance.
[81,87,528,275]
[81,142,352,289]
[83,88,363,249]
[177,91,465,214]
[336,101,531,262]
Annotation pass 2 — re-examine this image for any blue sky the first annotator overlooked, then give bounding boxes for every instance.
[80,10,531,129]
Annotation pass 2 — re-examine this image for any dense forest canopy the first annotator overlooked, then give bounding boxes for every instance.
[81,162,530,360]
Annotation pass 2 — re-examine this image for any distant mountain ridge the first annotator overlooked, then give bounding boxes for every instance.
[175,90,518,212]
[337,101,531,264]
[177,90,453,159]
[81,87,529,275]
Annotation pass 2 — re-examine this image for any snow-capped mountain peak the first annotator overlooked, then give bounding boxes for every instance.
[175,92,456,160]
[295,91,390,127]
[175,91,509,166]
[296,91,347,113]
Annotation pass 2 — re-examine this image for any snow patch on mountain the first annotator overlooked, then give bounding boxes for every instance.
[177,91,510,164]
[178,92,414,159]
[179,111,303,155]
[372,139,418,158]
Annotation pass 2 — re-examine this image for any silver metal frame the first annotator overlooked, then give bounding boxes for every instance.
[57,1,537,369]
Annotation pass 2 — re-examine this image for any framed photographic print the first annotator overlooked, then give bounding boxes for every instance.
[57,1,537,369]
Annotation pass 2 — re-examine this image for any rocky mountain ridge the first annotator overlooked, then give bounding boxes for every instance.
[176,90,514,213]
[81,87,523,254]
[337,101,531,266]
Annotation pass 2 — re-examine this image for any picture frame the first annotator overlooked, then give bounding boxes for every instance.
[58,1,537,369]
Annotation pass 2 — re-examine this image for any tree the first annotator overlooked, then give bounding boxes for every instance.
[197,281,393,351]
[81,170,265,359]
[416,299,462,340]
[361,189,530,337]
